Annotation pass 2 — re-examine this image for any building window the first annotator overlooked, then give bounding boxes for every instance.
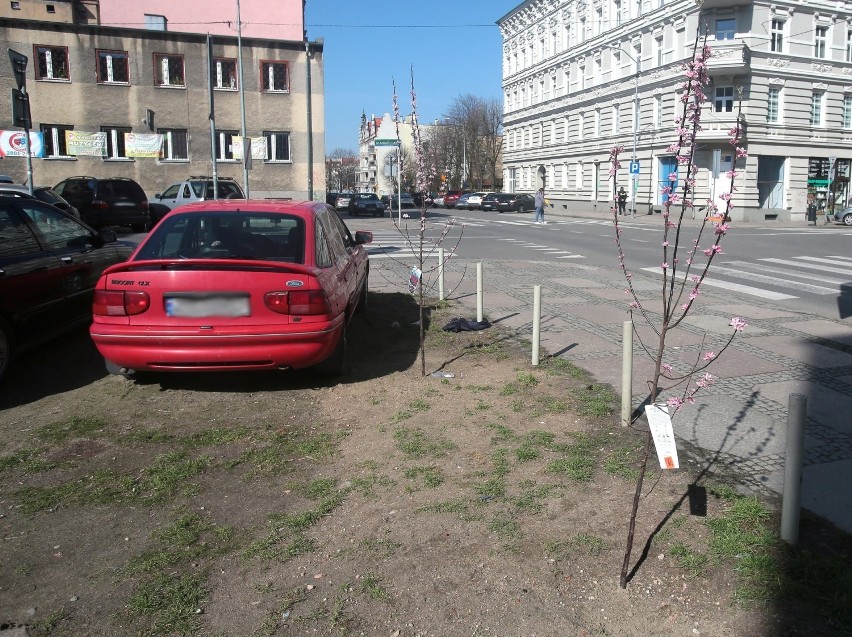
[655,35,663,66]
[580,17,586,43]
[34,45,69,81]
[11,2,20,9]
[594,8,602,36]
[145,14,166,30]
[810,92,824,126]
[578,112,585,140]
[654,94,663,126]
[843,96,852,129]
[594,109,601,137]
[814,25,828,59]
[767,87,779,123]
[154,54,185,87]
[40,124,73,157]
[714,86,734,112]
[614,0,621,26]
[771,20,784,53]
[847,30,852,62]
[633,42,641,73]
[575,164,584,189]
[613,104,620,133]
[97,50,129,84]
[214,58,237,90]
[579,64,586,90]
[159,128,188,160]
[215,130,238,161]
[716,18,736,41]
[261,61,289,92]
[101,126,131,159]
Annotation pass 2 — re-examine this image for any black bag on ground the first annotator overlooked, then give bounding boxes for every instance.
[442,317,491,332]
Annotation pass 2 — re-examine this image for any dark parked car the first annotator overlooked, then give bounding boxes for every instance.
[479,192,502,212]
[348,193,386,217]
[494,193,536,213]
[53,177,150,231]
[0,197,134,382]
[0,185,81,219]
[90,200,372,376]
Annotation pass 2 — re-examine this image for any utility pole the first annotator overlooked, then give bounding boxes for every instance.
[236,0,250,197]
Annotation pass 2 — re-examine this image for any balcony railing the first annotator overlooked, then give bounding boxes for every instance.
[707,41,750,74]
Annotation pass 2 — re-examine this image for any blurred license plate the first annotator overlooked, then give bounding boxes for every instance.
[165,296,250,318]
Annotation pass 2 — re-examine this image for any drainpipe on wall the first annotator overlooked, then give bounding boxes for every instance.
[305,40,314,201]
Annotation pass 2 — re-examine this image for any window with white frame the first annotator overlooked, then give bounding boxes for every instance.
[594,8,602,35]
[843,96,852,129]
[101,126,131,159]
[654,94,663,126]
[214,58,238,90]
[265,131,291,162]
[714,86,734,112]
[154,54,184,87]
[612,51,620,80]
[771,20,784,53]
[159,128,189,160]
[716,18,735,40]
[614,0,621,26]
[847,30,852,62]
[580,64,586,90]
[580,17,586,42]
[215,130,238,161]
[144,14,166,30]
[97,50,129,84]
[814,25,828,59]
[261,60,289,92]
[767,87,780,123]
[551,31,558,55]
[40,124,73,157]
[810,91,824,126]
[655,35,663,66]
[34,45,69,81]
[575,164,584,189]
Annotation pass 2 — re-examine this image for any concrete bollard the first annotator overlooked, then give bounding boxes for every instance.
[532,285,541,366]
[781,393,807,545]
[438,248,445,301]
[476,262,483,323]
[621,321,633,427]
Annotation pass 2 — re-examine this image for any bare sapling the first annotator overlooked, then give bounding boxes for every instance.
[610,25,749,588]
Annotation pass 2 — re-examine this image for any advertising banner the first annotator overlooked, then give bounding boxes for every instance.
[65,130,106,157]
[0,130,45,157]
[232,136,267,160]
[124,133,163,158]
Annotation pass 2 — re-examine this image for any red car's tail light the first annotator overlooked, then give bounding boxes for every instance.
[91,199,109,210]
[93,290,150,316]
[264,290,331,315]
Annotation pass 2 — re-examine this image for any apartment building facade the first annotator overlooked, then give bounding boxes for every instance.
[0,0,323,199]
[498,0,852,222]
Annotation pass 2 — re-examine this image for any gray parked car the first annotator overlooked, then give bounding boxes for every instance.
[150,177,245,223]
[832,206,852,226]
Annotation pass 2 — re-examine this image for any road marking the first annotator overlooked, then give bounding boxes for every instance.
[557,254,586,259]
[708,265,837,295]
[759,258,851,275]
[641,267,797,300]
[724,260,849,286]
[790,255,852,267]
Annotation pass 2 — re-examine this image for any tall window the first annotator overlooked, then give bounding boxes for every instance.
[655,35,664,66]
[847,30,852,62]
[101,126,131,159]
[97,50,129,84]
[594,109,601,137]
[771,20,784,53]
[40,124,73,157]
[716,18,736,40]
[261,61,289,92]
[814,25,828,59]
[632,42,641,72]
[34,45,69,81]
[714,86,734,112]
[767,87,780,123]
[594,8,602,36]
[215,130,238,161]
[154,54,185,87]
[613,104,620,133]
[159,128,188,160]
[810,92,824,126]
[654,94,663,127]
[580,64,586,90]
[578,112,585,140]
[580,17,586,42]
[214,58,237,90]
[614,0,621,26]
[611,51,621,80]
[843,96,852,129]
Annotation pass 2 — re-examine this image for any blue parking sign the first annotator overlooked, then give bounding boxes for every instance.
[629,161,640,175]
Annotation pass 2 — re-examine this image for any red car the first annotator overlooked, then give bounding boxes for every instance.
[90,200,372,376]
[442,190,472,208]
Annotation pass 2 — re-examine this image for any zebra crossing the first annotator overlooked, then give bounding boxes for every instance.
[641,255,852,301]
[365,231,437,260]
[448,214,615,228]
[496,237,586,259]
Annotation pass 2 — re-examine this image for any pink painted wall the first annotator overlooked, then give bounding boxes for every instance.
[98,0,304,41]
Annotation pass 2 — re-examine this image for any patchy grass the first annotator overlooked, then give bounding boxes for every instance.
[393,426,456,458]
[127,572,206,636]
[37,416,108,443]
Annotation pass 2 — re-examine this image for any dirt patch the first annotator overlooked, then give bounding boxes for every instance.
[0,293,848,636]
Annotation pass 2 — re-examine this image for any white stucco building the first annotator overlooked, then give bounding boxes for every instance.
[498,0,852,222]
[357,112,422,197]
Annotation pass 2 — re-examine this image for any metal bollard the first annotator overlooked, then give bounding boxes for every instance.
[621,321,633,427]
[438,248,445,301]
[780,393,807,545]
[476,262,483,323]
[532,285,541,366]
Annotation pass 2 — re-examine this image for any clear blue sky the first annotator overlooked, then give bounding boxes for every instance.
[304,0,521,154]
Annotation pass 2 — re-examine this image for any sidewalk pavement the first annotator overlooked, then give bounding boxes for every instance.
[372,213,852,534]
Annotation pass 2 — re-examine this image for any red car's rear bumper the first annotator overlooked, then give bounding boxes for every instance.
[90,320,342,372]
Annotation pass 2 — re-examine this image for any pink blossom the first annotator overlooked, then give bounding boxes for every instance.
[666,396,683,409]
[662,241,669,247]
[661,262,669,269]
[703,352,716,361]
[735,146,748,158]
[695,372,715,388]
[730,316,748,332]
[689,288,700,300]
[629,301,639,309]
[661,363,673,373]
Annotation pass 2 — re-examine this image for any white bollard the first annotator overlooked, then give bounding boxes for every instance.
[532,285,541,366]
[438,248,445,301]
[781,393,807,545]
[476,262,483,323]
[621,320,633,427]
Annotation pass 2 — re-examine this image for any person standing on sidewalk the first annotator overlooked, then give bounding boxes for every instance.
[534,187,546,223]
[617,187,627,216]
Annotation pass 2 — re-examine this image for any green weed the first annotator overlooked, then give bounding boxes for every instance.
[393,426,456,458]
[37,416,107,443]
[128,572,205,636]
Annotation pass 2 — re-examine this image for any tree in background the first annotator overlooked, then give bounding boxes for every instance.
[325,148,359,192]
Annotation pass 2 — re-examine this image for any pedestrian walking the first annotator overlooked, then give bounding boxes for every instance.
[617,187,627,216]
[534,187,546,223]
